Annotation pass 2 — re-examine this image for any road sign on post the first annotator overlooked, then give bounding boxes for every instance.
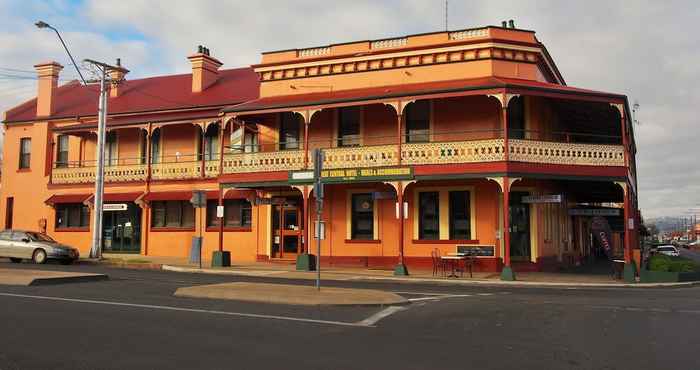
[314,149,325,290]
[190,190,207,269]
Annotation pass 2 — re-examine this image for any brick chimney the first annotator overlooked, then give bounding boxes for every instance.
[34,61,63,117]
[187,45,223,93]
[109,58,128,98]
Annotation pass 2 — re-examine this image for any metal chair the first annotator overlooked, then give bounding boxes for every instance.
[431,249,446,277]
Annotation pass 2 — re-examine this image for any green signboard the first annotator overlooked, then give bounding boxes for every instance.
[289,166,413,184]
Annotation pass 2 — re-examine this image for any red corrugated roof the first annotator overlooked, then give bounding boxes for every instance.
[5,67,259,123]
[45,194,92,205]
[224,76,623,113]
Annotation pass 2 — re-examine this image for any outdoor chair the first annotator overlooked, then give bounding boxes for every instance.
[431,249,446,277]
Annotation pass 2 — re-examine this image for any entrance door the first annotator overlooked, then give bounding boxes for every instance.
[5,197,13,229]
[509,192,531,261]
[271,199,302,259]
[102,203,142,253]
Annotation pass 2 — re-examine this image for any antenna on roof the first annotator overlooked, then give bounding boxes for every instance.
[444,0,449,31]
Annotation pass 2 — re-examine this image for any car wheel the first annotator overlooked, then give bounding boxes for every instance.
[32,249,47,264]
[9,257,22,263]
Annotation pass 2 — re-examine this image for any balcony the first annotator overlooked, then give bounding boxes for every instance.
[51,135,624,185]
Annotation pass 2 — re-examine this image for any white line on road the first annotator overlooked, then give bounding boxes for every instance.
[356,306,407,326]
[407,294,474,302]
[0,292,395,328]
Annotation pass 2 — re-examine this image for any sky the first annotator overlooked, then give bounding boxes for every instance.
[0,0,698,219]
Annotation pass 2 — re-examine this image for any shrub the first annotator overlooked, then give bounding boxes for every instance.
[648,254,672,272]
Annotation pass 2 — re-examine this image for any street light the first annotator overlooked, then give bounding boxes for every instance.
[35,20,87,85]
[36,21,127,258]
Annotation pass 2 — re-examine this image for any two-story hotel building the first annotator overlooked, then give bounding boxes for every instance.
[1,24,640,279]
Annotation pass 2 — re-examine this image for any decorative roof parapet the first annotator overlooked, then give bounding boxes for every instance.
[298,47,331,58]
[371,37,408,49]
[448,28,489,40]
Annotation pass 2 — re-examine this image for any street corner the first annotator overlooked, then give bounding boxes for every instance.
[173,282,409,307]
[0,268,108,286]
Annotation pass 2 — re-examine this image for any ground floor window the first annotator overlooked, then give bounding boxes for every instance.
[449,191,471,240]
[206,199,252,228]
[151,200,194,229]
[56,203,90,229]
[419,192,440,240]
[351,193,374,240]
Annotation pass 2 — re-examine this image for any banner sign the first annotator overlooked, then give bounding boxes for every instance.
[457,245,495,256]
[522,194,562,204]
[591,216,614,259]
[290,166,413,184]
[254,197,286,206]
[568,208,621,216]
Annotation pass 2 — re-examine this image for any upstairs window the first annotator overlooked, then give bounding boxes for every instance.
[279,112,300,150]
[337,107,360,147]
[105,131,118,166]
[203,124,219,161]
[19,138,31,169]
[405,100,430,143]
[150,129,161,164]
[508,97,525,139]
[56,135,69,168]
[206,199,252,228]
[56,203,90,229]
[151,200,194,229]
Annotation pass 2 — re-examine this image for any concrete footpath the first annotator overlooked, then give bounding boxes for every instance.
[0,268,108,286]
[94,254,699,289]
[175,282,407,306]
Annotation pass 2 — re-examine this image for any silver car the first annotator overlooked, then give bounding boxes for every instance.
[0,230,79,264]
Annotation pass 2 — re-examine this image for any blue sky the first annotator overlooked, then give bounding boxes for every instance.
[1,0,699,219]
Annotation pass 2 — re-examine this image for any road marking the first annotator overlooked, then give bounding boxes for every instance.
[407,294,474,302]
[356,306,407,326]
[0,292,392,328]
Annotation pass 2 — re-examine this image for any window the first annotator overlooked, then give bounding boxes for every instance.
[56,135,69,168]
[151,129,161,164]
[19,138,31,169]
[0,230,12,240]
[418,192,440,240]
[56,203,90,229]
[351,193,374,240]
[279,112,300,150]
[206,199,252,228]
[337,107,360,147]
[105,131,118,166]
[406,100,430,143]
[151,201,194,228]
[449,191,471,240]
[140,131,148,164]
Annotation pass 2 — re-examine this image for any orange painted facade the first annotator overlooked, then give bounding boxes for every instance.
[1,25,639,273]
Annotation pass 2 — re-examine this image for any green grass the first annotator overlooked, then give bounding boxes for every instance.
[648,254,698,273]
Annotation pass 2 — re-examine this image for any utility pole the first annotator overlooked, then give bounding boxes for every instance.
[83,59,128,259]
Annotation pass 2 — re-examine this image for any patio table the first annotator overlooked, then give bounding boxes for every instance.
[441,255,466,278]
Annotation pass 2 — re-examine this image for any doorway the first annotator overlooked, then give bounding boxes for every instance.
[271,197,303,259]
[5,197,13,229]
[102,203,142,253]
[509,191,531,261]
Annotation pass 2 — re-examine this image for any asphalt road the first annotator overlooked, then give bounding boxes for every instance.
[0,261,699,370]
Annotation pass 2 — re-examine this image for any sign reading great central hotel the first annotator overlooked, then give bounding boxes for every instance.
[290,167,413,183]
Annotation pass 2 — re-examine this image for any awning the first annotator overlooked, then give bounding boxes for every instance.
[143,191,193,202]
[206,189,256,200]
[45,194,92,206]
[103,192,144,202]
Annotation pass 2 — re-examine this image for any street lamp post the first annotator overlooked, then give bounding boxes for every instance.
[35,21,127,259]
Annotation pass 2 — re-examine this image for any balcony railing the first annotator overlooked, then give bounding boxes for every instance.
[51,132,625,184]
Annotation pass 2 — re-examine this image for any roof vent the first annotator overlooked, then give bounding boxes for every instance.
[508,19,515,28]
[501,21,507,28]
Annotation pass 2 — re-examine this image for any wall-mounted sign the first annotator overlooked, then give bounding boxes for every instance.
[255,197,286,206]
[568,208,621,216]
[457,245,495,256]
[522,194,562,204]
[103,203,128,212]
[290,166,413,184]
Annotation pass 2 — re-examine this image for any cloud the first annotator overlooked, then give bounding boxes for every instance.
[1,0,697,218]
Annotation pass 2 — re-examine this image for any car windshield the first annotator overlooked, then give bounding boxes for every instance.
[27,232,57,243]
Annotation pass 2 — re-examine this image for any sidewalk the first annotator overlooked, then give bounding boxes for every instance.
[91,253,699,288]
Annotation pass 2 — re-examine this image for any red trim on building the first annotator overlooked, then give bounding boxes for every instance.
[44,194,92,206]
[204,189,256,200]
[143,191,193,201]
[218,171,289,184]
[149,227,196,232]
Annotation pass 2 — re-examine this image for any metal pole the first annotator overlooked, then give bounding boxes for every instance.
[90,68,107,258]
[316,200,321,291]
